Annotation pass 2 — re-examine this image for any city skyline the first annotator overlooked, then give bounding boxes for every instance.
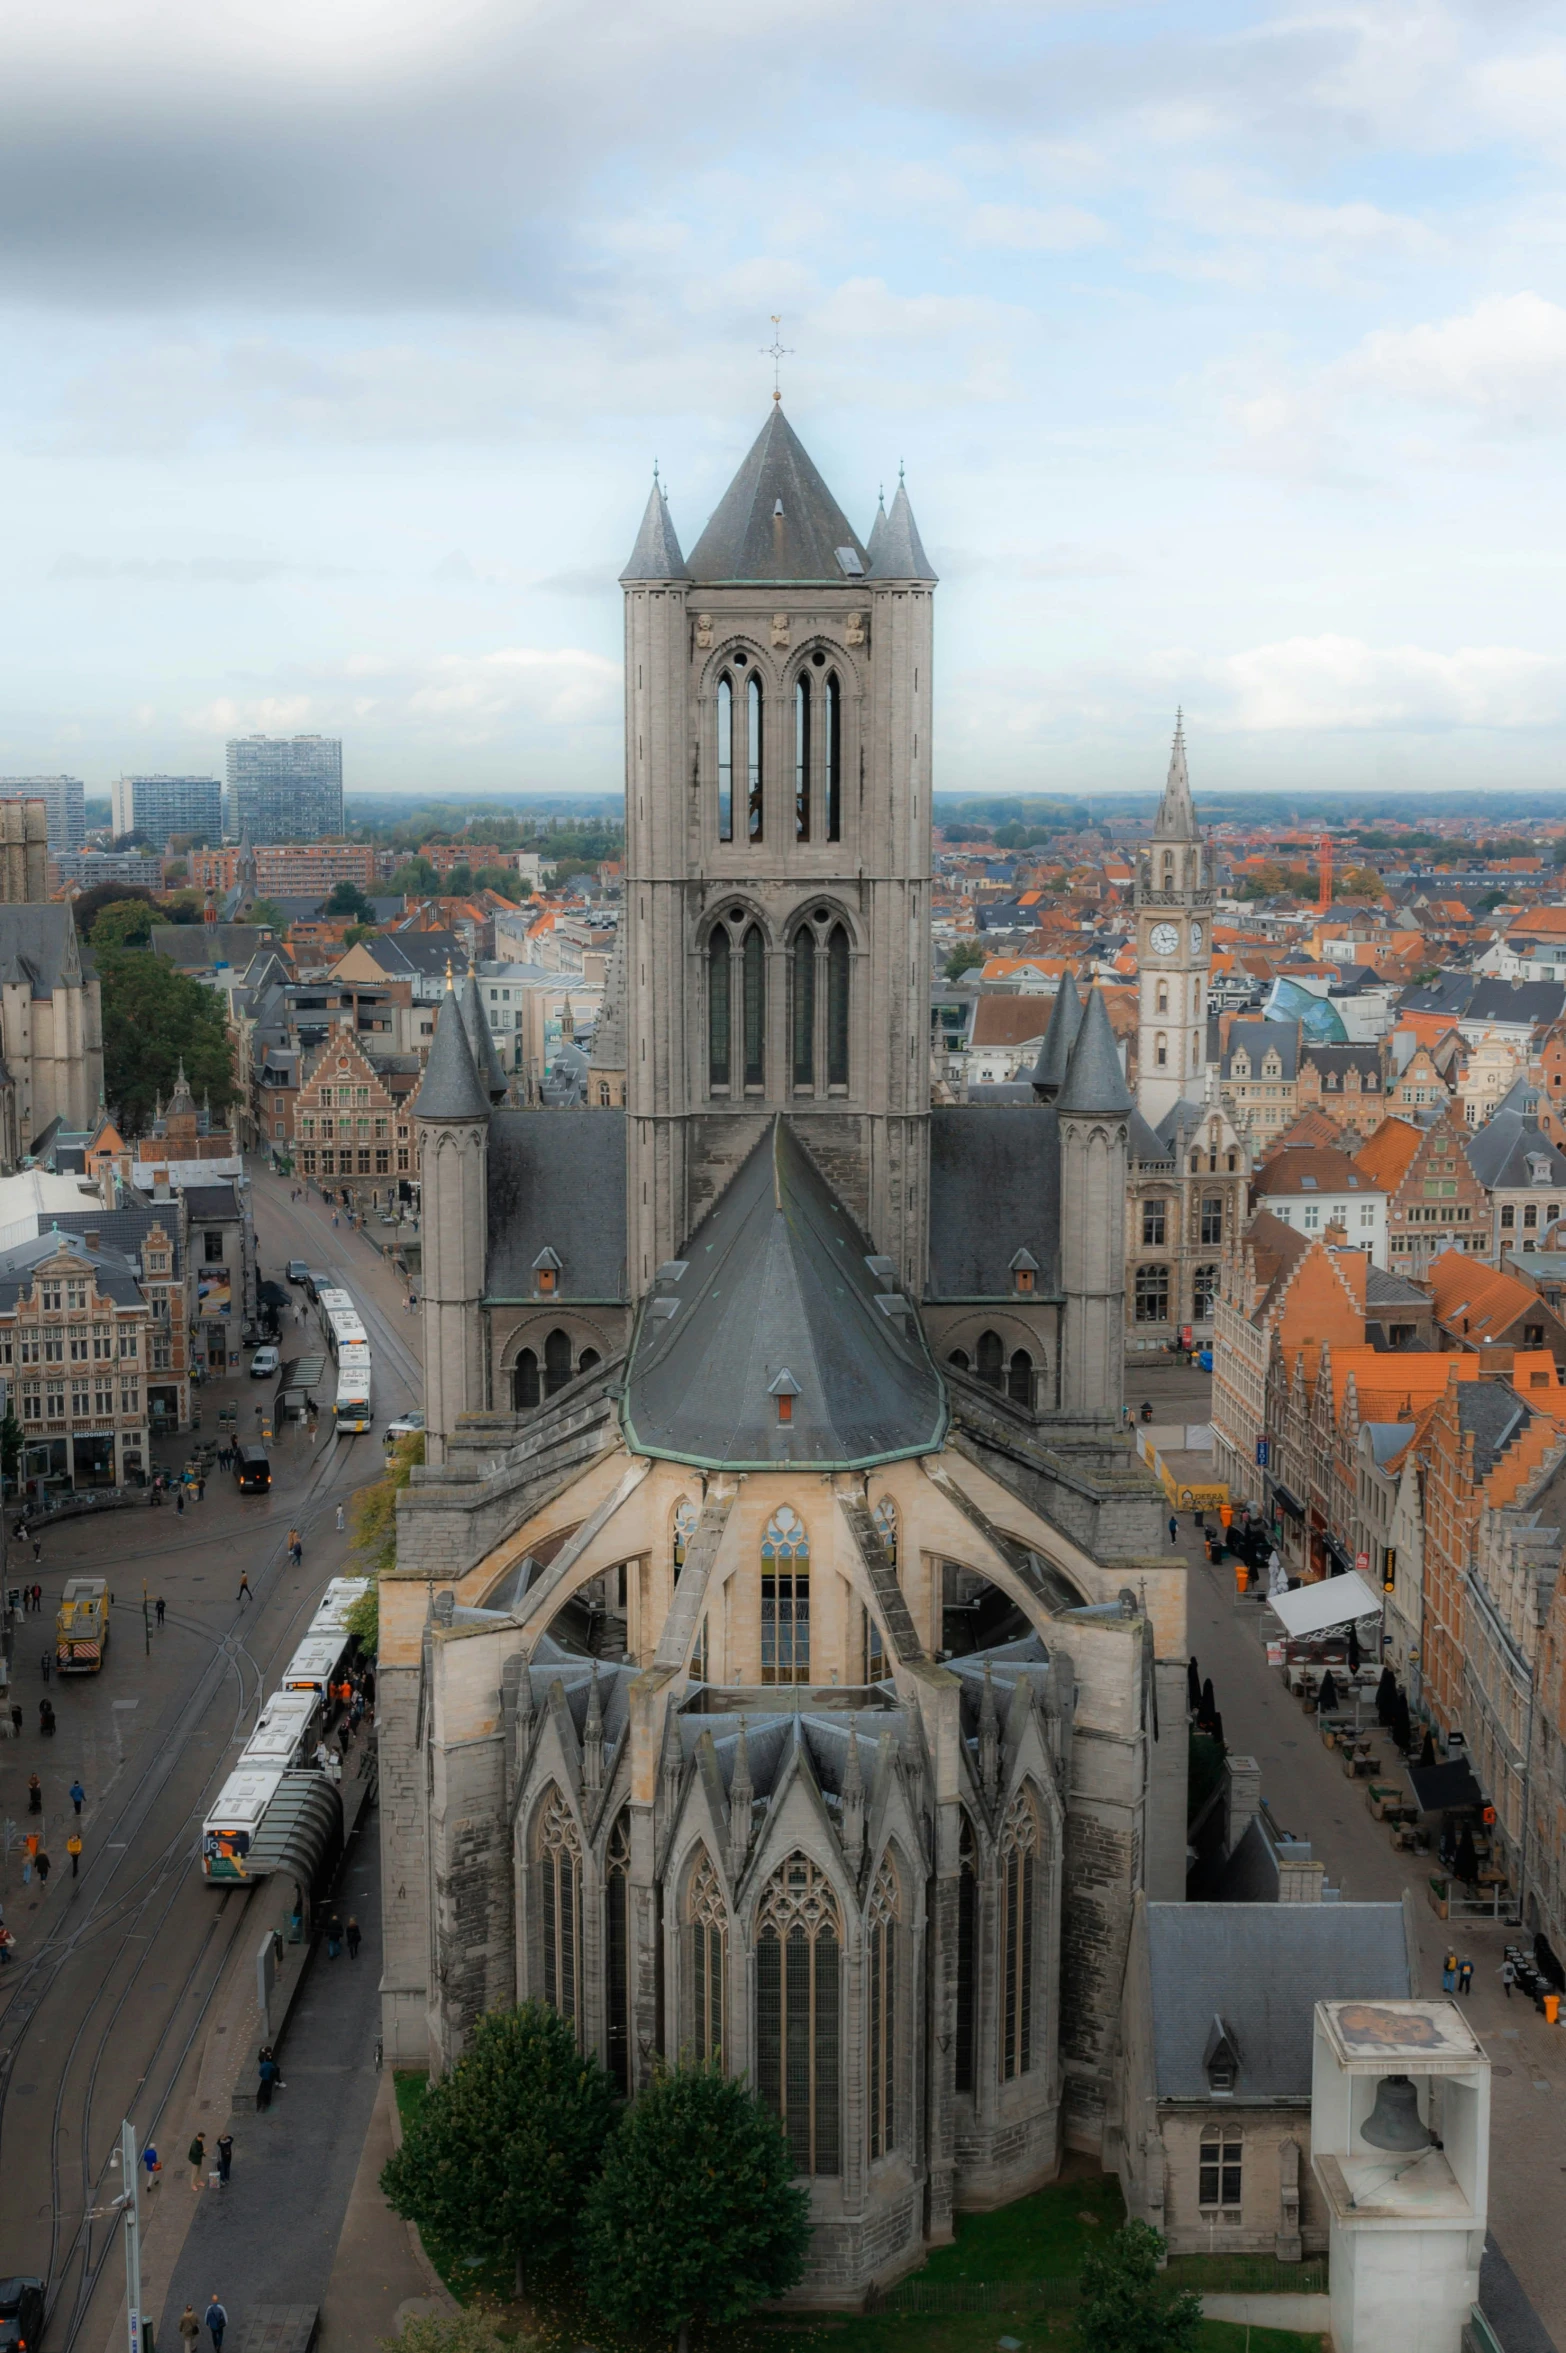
[3,2,1566,798]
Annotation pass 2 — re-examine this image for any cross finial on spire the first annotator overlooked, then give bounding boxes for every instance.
[761,314,793,403]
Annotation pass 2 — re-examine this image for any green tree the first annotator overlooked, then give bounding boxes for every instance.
[390,857,440,896]
[96,947,236,1132]
[74,882,157,938]
[248,897,289,932]
[91,898,156,949]
[381,2002,617,2295]
[1073,2221,1201,2353]
[943,941,986,980]
[580,2063,810,2353]
[473,865,520,898]
[326,880,375,921]
[0,1405,22,1491]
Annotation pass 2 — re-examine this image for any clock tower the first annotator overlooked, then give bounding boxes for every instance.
[1135,715,1213,1127]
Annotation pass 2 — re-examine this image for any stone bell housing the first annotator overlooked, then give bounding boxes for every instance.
[384,407,1185,2306]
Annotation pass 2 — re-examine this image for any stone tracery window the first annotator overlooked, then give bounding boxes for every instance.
[1000,1789,1038,2082]
[605,1808,631,2092]
[755,1853,841,2175]
[537,1787,582,2024]
[955,1811,978,2094]
[717,674,734,843]
[673,1495,698,1567]
[872,1495,898,1566]
[867,1853,900,2160]
[687,1845,728,2064]
[792,926,815,1089]
[761,1505,810,1685]
[708,927,731,1090]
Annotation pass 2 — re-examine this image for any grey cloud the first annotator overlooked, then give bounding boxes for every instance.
[933,543,1133,579]
[49,552,352,583]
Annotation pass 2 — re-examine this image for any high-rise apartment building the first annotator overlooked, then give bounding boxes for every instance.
[224,736,343,843]
[111,774,222,851]
[0,776,85,852]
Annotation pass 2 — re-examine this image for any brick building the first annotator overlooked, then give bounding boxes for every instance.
[292,1032,415,1202]
[1356,1111,1490,1270]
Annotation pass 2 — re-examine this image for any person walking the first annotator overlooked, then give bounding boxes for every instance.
[1441,1951,1457,1992]
[197,1475,206,1502]
[346,1916,362,1960]
[30,1582,40,1612]
[31,1539,40,1564]
[40,1647,51,1683]
[0,1927,16,1965]
[255,2052,279,2110]
[176,1489,185,1517]
[34,1848,50,1887]
[215,2132,233,2187]
[335,1505,344,1533]
[205,2299,227,2352]
[155,1596,165,1626]
[1168,1513,1179,1546]
[9,1703,21,1737]
[66,1833,81,1877]
[237,1573,251,1607]
[39,1699,54,1735]
[26,1773,41,1815]
[178,2311,199,2353]
[1501,1957,1517,1998]
[188,2132,207,2190]
[69,1779,84,1815]
[1458,1957,1474,1996]
[143,2141,160,2191]
[325,1913,342,1959]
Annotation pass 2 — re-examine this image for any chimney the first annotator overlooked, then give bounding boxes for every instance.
[1479,1345,1515,1376]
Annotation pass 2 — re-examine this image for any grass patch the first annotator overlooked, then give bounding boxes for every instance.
[1197,2329,1323,2353]
[916,2173,1125,2282]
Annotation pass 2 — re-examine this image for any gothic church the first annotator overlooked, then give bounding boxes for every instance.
[380,407,1189,2302]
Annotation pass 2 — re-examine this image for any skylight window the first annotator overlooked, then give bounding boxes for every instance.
[836,547,863,576]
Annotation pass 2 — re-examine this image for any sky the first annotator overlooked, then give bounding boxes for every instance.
[4,0,1566,801]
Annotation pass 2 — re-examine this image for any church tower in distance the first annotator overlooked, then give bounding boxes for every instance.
[620,409,936,1299]
[1134,716,1213,1128]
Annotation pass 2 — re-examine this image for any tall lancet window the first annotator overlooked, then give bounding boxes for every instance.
[761,1504,809,1684]
[743,925,765,1090]
[717,675,734,844]
[867,1853,900,2160]
[795,676,812,841]
[1000,1788,1039,2082]
[537,1787,582,2025]
[688,1846,728,2064]
[792,927,815,1089]
[825,673,842,841]
[747,673,764,842]
[756,1854,841,2175]
[605,1809,631,2093]
[955,1812,978,2094]
[827,925,850,1088]
[708,927,730,1091]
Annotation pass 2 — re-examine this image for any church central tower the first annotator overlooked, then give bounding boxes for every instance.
[1134,718,1213,1128]
[619,409,937,1296]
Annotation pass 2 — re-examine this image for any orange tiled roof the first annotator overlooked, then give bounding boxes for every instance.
[1354,1118,1426,1190]
[1424,1250,1549,1340]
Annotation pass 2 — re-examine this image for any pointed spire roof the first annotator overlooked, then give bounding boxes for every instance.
[1153,709,1198,843]
[867,477,937,582]
[1057,984,1134,1117]
[866,490,888,568]
[459,971,510,1103]
[589,927,627,1074]
[1030,971,1083,1101]
[620,475,689,583]
[416,987,490,1122]
[686,408,868,584]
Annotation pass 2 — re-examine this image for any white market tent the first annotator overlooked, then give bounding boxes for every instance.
[1267,1570,1382,1640]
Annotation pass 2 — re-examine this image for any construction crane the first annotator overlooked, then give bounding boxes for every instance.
[1317,834,1333,915]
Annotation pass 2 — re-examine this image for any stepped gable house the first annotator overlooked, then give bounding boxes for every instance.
[380,408,1188,2303]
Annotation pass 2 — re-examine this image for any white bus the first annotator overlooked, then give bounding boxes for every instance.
[335,1342,373,1432]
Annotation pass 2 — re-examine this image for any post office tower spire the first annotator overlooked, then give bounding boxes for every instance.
[620,409,936,1295]
[1135,714,1213,1128]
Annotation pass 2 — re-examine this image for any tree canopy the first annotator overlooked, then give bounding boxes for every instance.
[381,2002,618,2293]
[326,880,376,921]
[580,2062,810,2353]
[96,947,237,1133]
[91,898,157,949]
[248,897,289,931]
[389,857,439,897]
[344,1431,424,1649]
[1072,2221,1201,2353]
[943,941,986,981]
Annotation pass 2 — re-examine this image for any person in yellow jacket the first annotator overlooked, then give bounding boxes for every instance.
[66,1832,82,1877]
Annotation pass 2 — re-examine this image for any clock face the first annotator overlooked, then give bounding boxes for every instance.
[1149,922,1179,955]
[1189,922,1203,956]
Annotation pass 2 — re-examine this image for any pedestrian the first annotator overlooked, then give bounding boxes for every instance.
[176,1489,185,1517]
[216,2132,233,2186]
[69,1779,84,1814]
[188,2132,207,2189]
[335,1505,344,1533]
[197,1476,206,1502]
[326,1913,342,1958]
[40,1647,51,1682]
[143,2141,160,2191]
[205,2299,227,2352]
[31,1539,40,1564]
[156,1596,166,1626]
[9,1704,21,1737]
[237,1573,251,1607]
[1502,1958,1517,1999]
[256,2053,279,2110]
[34,1849,50,1886]
[30,1582,40,1612]
[1458,1958,1474,1996]
[39,1699,54,1735]
[26,1773,41,1815]
[1168,1514,1179,1545]
[346,1916,361,1959]
[0,1927,14,1964]
[178,2311,199,2352]
[66,1833,81,1877]
[1441,1952,1457,1993]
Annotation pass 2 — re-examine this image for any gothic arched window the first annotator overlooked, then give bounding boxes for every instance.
[795,675,811,842]
[825,672,842,842]
[688,1846,728,2064]
[1156,982,1169,1015]
[708,926,731,1091]
[1000,1789,1039,2082]
[1007,1349,1033,1409]
[792,927,815,1089]
[747,672,764,842]
[867,1853,900,2160]
[827,925,850,1088]
[743,926,765,1091]
[873,1495,898,1567]
[673,1495,698,1568]
[717,675,734,844]
[756,1854,841,2175]
[948,1348,970,1374]
[579,1348,600,1378]
[761,1504,810,1684]
[976,1330,1004,1389]
[537,1787,582,2023]
[544,1327,573,1397]
[605,1809,631,2092]
[955,1812,977,2094]
[512,1348,539,1410]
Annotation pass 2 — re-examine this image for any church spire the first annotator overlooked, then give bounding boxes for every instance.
[1153,708,1198,842]
[620,474,689,583]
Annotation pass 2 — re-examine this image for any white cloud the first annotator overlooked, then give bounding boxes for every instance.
[407,645,619,730]
[1353,291,1566,426]
[187,693,318,732]
[1201,634,1566,731]
[964,203,1110,251]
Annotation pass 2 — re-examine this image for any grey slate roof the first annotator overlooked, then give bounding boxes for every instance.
[1130,1109,1175,1166]
[1153,1095,1208,1149]
[460,972,510,1102]
[867,480,936,582]
[588,928,627,1072]
[416,990,490,1122]
[1397,973,1473,1018]
[0,1230,146,1313]
[927,1107,1060,1298]
[1364,1264,1430,1311]
[1464,1108,1566,1192]
[152,924,274,970]
[484,1108,627,1299]
[685,408,869,585]
[1465,978,1566,1027]
[1301,1043,1382,1082]
[1057,985,1133,1116]
[1223,1021,1301,1080]
[622,1116,947,1471]
[1363,1422,1417,1469]
[1146,1901,1411,2100]
[0,905,85,997]
[182,1183,241,1220]
[364,932,470,980]
[51,1204,184,1276]
[1029,973,1082,1100]
[1459,1382,1531,1477]
[620,479,689,583]
[1152,715,1196,841]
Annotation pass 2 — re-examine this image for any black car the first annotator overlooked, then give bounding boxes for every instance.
[0,2279,44,2353]
[286,1261,310,1285]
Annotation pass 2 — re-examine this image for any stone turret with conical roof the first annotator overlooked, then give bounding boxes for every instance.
[1030,971,1083,1103]
[620,473,688,583]
[414,985,490,1461]
[1055,987,1132,1425]
[867,474,937,582]
[459,971,511,1104]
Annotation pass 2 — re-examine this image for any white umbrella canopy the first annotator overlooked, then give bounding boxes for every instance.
[1267,1569,1382,1640]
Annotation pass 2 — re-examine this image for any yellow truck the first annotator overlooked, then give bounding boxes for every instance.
[56,1576,109,1672]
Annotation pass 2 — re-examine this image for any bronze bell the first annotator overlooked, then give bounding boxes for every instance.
[1360,2072,1432,2152]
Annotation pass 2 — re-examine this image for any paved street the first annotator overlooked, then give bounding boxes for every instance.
[0,1165,422,2353]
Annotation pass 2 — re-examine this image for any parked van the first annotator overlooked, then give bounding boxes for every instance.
[234,1443,271,1494]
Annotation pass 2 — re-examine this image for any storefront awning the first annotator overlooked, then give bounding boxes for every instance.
[1271,1482,1306,1519]
[1407,1760,1485,1815]
[1267,1570,1382,1639]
